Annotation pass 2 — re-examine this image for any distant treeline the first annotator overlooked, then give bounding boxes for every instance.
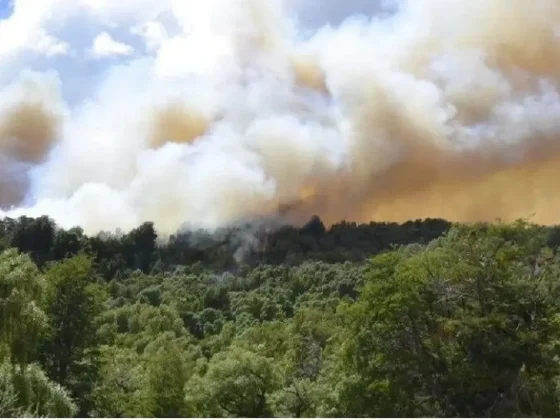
[0,214,453,278]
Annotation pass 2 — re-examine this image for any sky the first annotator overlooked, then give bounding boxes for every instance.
[0,0,385,104]
[0,1,11,19]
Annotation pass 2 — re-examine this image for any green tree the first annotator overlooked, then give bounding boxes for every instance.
[10,216,55,268]
[92,346,149,417]
[185,347,281,417]
[0,361,77,417]
[327,223,560,417]
[39,254,107,415]
[143,339,193,417]
[0,248,48,366]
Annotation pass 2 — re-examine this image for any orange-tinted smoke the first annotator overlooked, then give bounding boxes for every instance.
[0,101,60,163]
[149,103,209,148]
[0,100,60,208]
[279,135,560,227]
[276,0,560,228]
[291,55,328,93]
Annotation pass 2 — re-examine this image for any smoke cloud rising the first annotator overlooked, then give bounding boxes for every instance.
[2,0,560,234]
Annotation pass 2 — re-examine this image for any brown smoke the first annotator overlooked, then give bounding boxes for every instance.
[0,99,60,208]
[291,55,328,93]
[0,101,59,163]
[363,153,560,225]
[272,0,560,228]
[149,103,209,148]
[281,130,560,227]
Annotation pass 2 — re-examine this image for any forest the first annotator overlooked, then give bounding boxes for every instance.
[3,214,560,417]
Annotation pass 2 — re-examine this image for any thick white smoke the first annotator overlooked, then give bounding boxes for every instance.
[2,0,560,235]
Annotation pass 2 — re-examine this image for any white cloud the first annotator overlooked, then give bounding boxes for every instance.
[31,30,70,57]
[283,0,387,27]
[0,0,393,101]
[153,31,234,78]
[0,0,67,59]
[90,31,134,58]
[80,0,172,24]
[131,20,169,52]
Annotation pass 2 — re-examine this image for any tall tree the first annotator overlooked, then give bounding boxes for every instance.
[0,248,48,366]
[39,254,107,415]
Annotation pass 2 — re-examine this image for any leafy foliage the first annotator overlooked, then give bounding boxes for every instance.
[0,361,77,417]
[0,249,48,366]
[2,215,560,417]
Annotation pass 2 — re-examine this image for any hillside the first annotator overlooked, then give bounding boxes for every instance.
[1,216,560,416]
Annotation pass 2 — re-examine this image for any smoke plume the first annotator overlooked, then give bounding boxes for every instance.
[2,0,560,234]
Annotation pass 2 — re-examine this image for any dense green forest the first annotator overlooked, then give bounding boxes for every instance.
[3,214,560,417]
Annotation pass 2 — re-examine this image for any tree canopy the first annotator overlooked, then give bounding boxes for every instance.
[2,215,560,417]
